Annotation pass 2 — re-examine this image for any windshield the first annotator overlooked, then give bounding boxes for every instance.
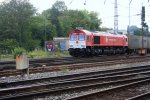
[78,34,85,41]
[70,34,76,41]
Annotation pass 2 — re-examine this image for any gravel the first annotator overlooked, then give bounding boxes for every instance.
[1,61,150,83]
[31,87,116,100]
[31,80,150,100]
[1,61,150,100]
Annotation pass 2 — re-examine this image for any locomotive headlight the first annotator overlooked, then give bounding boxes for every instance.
[81,45,85,48]
[69,45,73,48]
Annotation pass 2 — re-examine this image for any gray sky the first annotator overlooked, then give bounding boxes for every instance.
[1,0,150,30]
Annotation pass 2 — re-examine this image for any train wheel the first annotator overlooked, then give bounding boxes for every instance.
[74,50,79,57]
[69,49,75,57]
[113,50,116,55]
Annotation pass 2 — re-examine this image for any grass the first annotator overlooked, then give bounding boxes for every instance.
[28,50,50,58]
[0,54,14,61]
[28,50,70,58]
[0,50,70,61]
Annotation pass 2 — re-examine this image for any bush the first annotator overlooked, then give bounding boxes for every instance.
[0,39,19,54]
[12,47,26,58]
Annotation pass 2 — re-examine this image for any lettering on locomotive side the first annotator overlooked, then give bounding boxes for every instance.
[106,37,108,43]
[109,38,114,42]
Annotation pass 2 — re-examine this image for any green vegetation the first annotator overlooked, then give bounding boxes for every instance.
[28,50,49,58]
[0,0,101,59]
[52,51,69,57]
[28,50,61,58]
[12,47,26,58]
[0,0,102,52]
[0,54,14,61]
[28,50,69,58]
[128,25,150,37]
[1,50,70,61]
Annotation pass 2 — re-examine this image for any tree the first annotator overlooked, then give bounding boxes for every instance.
[0,0,37,51]
[58,15,72,36]
[58,10,102,34]
[51,0,67,12]
[100,27,113,31]
[89,11,102,30]
[0,39,19,53]
[0,0,103,53]
[42,1,102,37]
[128,25,150,37]
[30,15,57,47]
[49,0,67,37]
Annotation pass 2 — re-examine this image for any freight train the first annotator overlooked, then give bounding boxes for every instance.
[68,28,150,57]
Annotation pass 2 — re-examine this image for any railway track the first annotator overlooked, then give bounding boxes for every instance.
[0,55,149,77]
[68,79,150,100]
[1,65,150,99]
[0,55,147,71]
[0,57,73,70]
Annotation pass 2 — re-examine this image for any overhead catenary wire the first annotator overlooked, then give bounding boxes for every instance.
[70,0,74,4]
[84,0,86,5]
[68,0,150,29]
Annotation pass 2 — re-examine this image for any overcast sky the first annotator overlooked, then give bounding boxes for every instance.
[1,0,150,30]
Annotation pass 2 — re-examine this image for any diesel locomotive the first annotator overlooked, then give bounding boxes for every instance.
[68,29,128,57]
[68,28,150,57]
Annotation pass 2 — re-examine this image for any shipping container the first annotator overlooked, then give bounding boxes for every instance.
[128,34,150,49]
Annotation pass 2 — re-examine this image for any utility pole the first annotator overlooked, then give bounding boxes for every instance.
[129,0,132,27]
[104,0,118,33]
[141,6,145,53]
[44,15,47,52]
[114,0,118,33]
[141,6,145,48]
[128,0,132,48]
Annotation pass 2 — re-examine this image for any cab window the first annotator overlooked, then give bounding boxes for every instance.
[125,38,128,42]
[87,35,90,41]
[70,34,76,41]
[78,34,85,41]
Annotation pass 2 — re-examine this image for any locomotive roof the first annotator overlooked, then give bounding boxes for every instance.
[82,30,120,35]
[82,30,107,34]
[72,29,127,37]
[82,29,93,34]
[74,29,108,34]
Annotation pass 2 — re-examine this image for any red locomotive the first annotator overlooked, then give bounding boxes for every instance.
[68,28,128,57]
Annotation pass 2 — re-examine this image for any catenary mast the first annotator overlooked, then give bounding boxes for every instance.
[114,0,118,33]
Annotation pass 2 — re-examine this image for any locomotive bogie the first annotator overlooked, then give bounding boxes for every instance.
[69,46,128,57]
[69,48,84,57]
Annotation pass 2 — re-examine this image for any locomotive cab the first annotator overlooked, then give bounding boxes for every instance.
[69,33,86,49]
